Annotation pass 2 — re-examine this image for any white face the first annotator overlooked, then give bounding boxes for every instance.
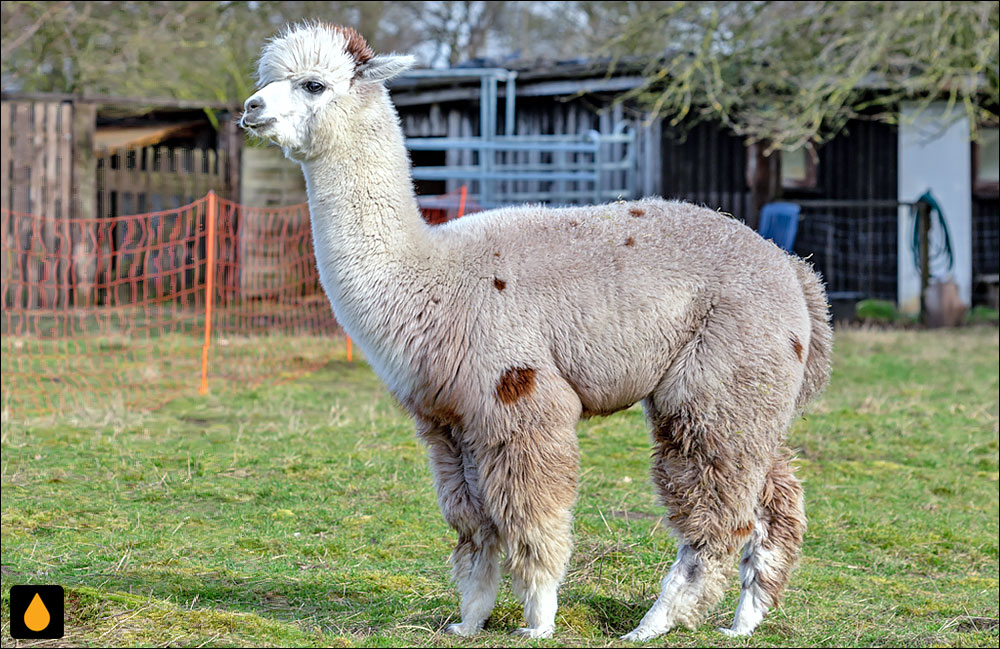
[241,23,414,159]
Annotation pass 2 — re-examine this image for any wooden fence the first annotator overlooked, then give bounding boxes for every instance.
[96,145,230,216]
[1,101,74,218]
[1,97,240,309]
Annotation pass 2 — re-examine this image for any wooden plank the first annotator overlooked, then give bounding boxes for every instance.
[1,102,10,212]
[444,109,461,194]
[30,104,45,217]
[190,147,203,199]
[207,149,218,198]
[26,103,45,308]
[72,103,97,307]
[58,102,72,307]
[0,101,12,307]
[223,118,241,201]
[44,103,59,226]
[12,103,31,214]
[42,103,60,307]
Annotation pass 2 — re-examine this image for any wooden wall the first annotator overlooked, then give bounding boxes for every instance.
[660,119,751,219]
[1,101,76,309]
[239,146,307,208]
[1,101,74,217]
[96,146,230,216]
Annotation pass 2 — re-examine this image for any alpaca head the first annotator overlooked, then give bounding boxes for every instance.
[241,22,414,160]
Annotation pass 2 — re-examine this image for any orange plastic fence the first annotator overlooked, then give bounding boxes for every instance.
[1,188,473,418]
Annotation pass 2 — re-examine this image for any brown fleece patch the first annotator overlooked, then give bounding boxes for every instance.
[624,236,636,247]
[495,367,536,404]
[493,251,501,257]
[790,334,803,362]
[326,24,374,65]
[733,521,754,538]
[493,277,506,292]
[569,220,579,227]
[629,207,645,217]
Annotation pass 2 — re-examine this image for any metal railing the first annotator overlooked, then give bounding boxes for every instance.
[400,68,637,209]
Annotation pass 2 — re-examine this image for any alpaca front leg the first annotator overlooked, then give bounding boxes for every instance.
[419,419,500,636]
[446,529,501,636]
[483,432,578,639]
[506,510,572,638]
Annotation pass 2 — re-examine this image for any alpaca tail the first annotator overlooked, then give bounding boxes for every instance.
[791,256,833,410]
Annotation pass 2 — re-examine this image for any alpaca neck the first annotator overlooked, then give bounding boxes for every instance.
[299,87,431,372]
[301,88,425,259]
[300,87,428,297]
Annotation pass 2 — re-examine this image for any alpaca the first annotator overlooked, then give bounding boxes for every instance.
[240,22,832,640]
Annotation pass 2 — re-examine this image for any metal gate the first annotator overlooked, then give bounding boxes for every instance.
[402,68,637,209]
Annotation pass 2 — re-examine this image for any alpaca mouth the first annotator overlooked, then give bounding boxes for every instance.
[240,116,277,133]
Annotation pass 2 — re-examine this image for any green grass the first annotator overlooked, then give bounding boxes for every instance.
[2,326,998,647]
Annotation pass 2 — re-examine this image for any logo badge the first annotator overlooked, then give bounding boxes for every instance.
[9,585,64,639]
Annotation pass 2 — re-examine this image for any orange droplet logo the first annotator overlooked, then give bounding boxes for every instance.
[24,592,51,632]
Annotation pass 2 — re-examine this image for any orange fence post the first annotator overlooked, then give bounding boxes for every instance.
[200,191,217,395]
[346,336,353,362]
[458,184,467,218]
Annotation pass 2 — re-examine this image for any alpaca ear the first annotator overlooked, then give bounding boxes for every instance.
[355,54,415,83]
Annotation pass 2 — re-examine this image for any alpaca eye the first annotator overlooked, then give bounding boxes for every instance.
[303,81,325,94]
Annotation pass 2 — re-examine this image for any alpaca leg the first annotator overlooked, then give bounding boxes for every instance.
[479,419,579,639]
[623,403,765,641]
[418,420,500,636]
[508,506,574,639]
[448,527,501,636]
[722,452,806,636]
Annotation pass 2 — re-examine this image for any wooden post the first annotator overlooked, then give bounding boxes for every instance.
[747,140,780,230]
[222,116,242,201]
[71,102,97,308]
[59,102,72,308]
[918,199,930,323]
[200,191,217,395]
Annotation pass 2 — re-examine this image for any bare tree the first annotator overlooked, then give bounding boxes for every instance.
[605,1,1000,149]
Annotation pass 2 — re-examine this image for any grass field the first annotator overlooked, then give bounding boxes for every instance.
[2,326,998,647]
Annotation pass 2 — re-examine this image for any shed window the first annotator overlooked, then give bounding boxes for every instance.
[781,145,817,189]
[973,126,999,196]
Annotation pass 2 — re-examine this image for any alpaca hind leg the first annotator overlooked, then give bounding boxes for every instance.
[418,420,500,636]
[623,404,764,641]
[622,542,732,641]
[722,452,806,636]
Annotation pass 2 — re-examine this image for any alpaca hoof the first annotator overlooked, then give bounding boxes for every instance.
[718,626,752,637]
[621,624,668,642]
[513,625,554,639]
[446,622,481,637]
[444,622,482,638]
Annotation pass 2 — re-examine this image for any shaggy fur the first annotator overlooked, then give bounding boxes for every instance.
[241,22,833,640]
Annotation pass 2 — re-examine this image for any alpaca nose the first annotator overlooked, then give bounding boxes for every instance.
[242,96,265,125]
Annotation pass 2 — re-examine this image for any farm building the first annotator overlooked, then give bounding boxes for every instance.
[0,92,241,220]
[2,61,997,313]
[383,59,999,313]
